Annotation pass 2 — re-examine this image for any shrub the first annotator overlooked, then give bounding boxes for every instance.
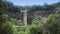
[46,14,60,34]
[0,21,13,34]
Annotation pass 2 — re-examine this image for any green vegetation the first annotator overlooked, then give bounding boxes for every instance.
[0,0,60,34]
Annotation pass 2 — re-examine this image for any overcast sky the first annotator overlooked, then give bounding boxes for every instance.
[7,0,60,6]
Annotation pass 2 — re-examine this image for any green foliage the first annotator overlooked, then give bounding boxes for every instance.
[46,14,60,24]
[0,21,13,34]
[46,14,60,34]
[26,24,43,34]
[32,17,41,25]
[56,8,60,14]
[10,18,23,26]
[0,0,14,34]
[1,0,60,34]
[1,21,14,34]
[26,17,43,34]
[7,13,60,34]
[13,26,27,34]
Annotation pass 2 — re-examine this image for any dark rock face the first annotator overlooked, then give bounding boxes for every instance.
[9,10,49,20]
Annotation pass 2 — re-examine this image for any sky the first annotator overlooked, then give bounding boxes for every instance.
[7,0,60,6]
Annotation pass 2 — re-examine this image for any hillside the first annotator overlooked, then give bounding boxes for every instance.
[3,1,60,19]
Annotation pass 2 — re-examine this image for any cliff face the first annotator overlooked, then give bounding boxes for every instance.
[9,10,49,20]
[9,12,23,20]
[28,10,49,18]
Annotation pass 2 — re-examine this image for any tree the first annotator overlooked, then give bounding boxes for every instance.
[56,8,60,14]
[32,17,41,25]
[0,0,13,34]
[0,0,5,31]
[46,14,60,34]
[29,17,43,34]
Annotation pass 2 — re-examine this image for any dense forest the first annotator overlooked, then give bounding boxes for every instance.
[0,0,60,34]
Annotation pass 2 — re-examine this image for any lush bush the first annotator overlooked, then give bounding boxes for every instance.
[46,14,60,34]
[0,21,13,34]
[10,18,23,26]
[32,17,41,25]
[24,17,43,34]
[27,25,43,34]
